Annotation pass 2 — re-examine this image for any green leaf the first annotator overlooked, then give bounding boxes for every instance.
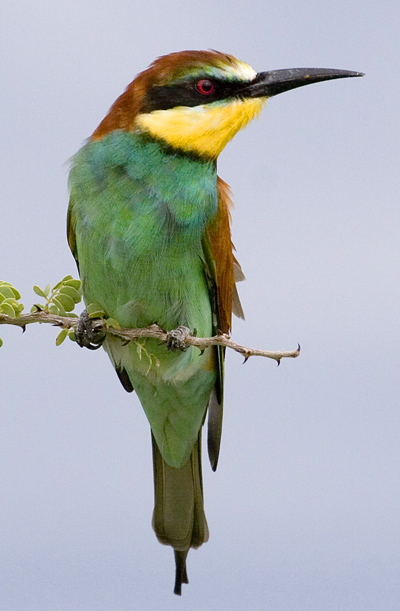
[0,286,15,300]
[64,279,81,290]
[68,329,76,341]
[51,297,66,316]
[0,337,3,347]
[0,282,21,300]
[0,302,16,317]
[54,292,75,312]
[0,298,22,317]
[48,304,60,315]
[43,284,51,297]
[33,285,47,298]
[87,303,106,318]
[56,328,68,346]
[59,285,81,303]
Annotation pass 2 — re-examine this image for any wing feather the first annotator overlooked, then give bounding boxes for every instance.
[207,177,244,333]
[66,203,79,267]
[204,176,244,469]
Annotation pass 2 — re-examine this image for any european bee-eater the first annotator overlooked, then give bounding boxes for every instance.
[67,50,362,594]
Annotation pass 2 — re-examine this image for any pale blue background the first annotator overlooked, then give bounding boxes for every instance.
[1,1,399,609]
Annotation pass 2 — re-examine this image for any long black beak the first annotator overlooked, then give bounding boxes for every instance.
[240,67,364,98]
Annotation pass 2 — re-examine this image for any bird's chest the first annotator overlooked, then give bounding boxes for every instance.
[70,133,218,328]
[72,132,218,254]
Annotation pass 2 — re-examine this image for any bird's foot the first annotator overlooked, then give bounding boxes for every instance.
[166,326,191,352]
[75,309,105,350]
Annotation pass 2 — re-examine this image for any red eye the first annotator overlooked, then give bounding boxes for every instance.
[196,79,215,95]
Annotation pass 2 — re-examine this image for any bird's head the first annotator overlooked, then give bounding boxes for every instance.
[92,50,362,159]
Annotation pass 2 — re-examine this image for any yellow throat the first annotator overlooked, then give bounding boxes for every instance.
[135,97,266,158]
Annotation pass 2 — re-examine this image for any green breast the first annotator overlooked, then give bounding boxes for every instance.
[69,130,220,467]
[69,130,218,332]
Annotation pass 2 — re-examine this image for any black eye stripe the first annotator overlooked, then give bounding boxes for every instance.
[142,78,254,112]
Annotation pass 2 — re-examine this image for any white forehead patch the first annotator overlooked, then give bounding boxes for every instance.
[227,59,257,81]
[178,56,257,84]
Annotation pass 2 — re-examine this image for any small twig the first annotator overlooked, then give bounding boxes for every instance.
[0,312,300,363]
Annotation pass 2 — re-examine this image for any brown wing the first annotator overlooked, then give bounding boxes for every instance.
[205,177,244,470]
[207,176,244,334]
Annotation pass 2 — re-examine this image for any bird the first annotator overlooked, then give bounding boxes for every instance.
[67,50,362,594]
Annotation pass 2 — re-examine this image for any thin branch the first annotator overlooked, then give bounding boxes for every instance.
[0,312,300,364]
[0,311,77,330]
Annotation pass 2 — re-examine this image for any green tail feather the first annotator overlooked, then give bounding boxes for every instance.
[151,432,209,594]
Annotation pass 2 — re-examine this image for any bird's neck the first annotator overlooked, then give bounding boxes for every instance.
[87,130,219,231]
